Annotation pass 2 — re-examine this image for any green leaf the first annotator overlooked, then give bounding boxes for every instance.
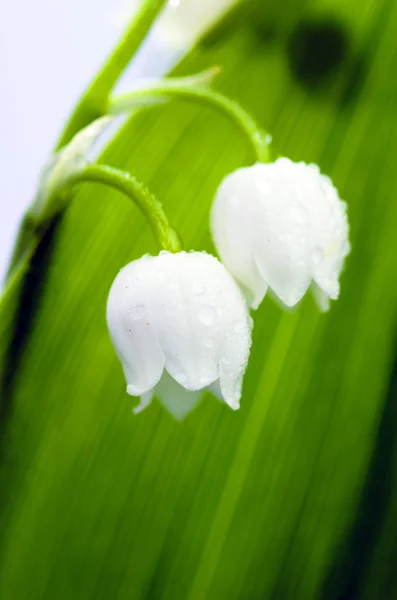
[1,1,397,599]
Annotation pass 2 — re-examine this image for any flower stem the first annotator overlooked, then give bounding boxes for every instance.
[66,164,181,253]
[56,0,167,150]
[5,0,168,280]
[109,75,271,162]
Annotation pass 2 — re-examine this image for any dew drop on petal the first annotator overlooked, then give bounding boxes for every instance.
[192,280,205,295]
[128,304,145,319]
[199,306,217,326]
[288,204,309,223]
[234,321,245,333]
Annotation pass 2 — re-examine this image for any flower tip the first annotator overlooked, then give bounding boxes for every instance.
[127,382,151,397]
[227,399,240,411]
[250,296,261,310]
[127,383,137,397]
[319,302,330,313]
[196,66,222,86]
[248,283,268,310]
[311,283,331,312]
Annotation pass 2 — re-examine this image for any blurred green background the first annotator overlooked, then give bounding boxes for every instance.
[1,0,397,598]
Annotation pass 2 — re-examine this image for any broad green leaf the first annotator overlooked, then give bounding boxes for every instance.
[1,0,397,599]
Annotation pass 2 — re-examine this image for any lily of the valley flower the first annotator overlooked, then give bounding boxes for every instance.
[106,250,252,419]
[211,158,350,311]
[158,0,240,49]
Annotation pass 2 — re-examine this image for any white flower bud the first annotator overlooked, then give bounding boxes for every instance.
[31,116,114,222]
[106,251,252,419]
[211,158,350,311]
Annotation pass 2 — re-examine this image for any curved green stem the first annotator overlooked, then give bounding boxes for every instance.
[56,0,167,150]
[109,75,271,163]
[6,0,167,282]
[65,164,181,253]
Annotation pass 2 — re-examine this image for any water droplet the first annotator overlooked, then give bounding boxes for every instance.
[128,304,145,320]
[192,280,205,295]
[159,250,170,256]
[199,307,216,326]
[234,321,245,333]
[312,246,324,265]
[289,204,309,223]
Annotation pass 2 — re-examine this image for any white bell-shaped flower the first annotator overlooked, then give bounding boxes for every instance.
[158,0,239,49]
[106,251,252,419]
[211,158,350,311]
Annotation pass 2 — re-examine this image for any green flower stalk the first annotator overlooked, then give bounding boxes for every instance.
[109,69,271,163]
[56,0,168,149]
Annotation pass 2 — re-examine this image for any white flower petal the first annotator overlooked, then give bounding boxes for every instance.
[311,282,331,312]
[152,252,251,393]
[107,251,252,417]
[210,185,268,308]
[211,158,350,310]
[218,313,253,410]
[154,370,203,420]
[106,259,166,395]
[133,389,154,415]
